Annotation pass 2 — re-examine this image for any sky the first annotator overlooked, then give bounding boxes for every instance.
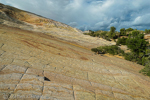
[1,0,150,31]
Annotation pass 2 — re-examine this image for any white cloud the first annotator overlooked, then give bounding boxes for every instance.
[133,14,150,26]
[0,0,150,31]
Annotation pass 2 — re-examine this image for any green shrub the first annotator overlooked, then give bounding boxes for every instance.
[129,30,140,37]
[124,52,138,62]
[140,64,150,76]
[104,37,111,41]
[126,28,134,32]
[137,58,143,65]
[108,26,119,39]
[145,29,150,34]
[91,48,99,52]
[116,37,127,45]
[120,28,126,36]
[109,32,118,39]
[142,57,148,66]
[146,48,150,54]
[83,33,89,35]
[126,36,148,55]
[140,56,150,76]
[100,31,107,38]
[91,45,124,55]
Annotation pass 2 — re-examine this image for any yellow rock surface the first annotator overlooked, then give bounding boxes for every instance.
[0,24,150,100]
[0,3,150,100]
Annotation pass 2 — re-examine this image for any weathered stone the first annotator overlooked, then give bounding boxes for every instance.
[0,92,10,100]
[2,65,27,74]
[0,3,150,100]
[73,85,96,100]
[20,74,44,86]
[9,93,41,100]
[0,73,23,84]
[42,82,74,100]
[26,68,44,77]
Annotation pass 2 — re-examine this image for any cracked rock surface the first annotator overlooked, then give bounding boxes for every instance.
[0,25,150,100]
[0,3,150,100]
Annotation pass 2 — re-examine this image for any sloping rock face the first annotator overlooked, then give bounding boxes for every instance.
[0,3,80,32]
[0,3,115,48]
[0,3,150,100]
[0,25,150,100]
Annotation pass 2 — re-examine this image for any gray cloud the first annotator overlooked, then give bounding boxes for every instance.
[0,0,150,31]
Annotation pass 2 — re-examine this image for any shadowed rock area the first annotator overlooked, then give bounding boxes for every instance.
[0,3,150,100]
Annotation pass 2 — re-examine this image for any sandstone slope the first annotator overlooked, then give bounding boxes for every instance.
[0,3,115,48]
[0,3,150,100]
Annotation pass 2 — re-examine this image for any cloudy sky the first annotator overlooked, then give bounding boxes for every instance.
[1,0,150,31]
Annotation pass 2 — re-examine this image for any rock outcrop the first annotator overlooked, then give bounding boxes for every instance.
[0,3,115,48]
[0,3,150,100]
[0,3,80,32]
[145,34,150,43]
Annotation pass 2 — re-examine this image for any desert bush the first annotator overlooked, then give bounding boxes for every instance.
[128,30,140,37]
[99,31,107,38]
[139,53,150,76]
[136,58,143,65]
[83,33,89,35]
[146,47,150,54]
[116,37,127,45]
[109,32,118,39]
[140,64,150,76]
[91,45,124,55]
[124,52,138,62]
[91,48,99,52]
[108,26,119,39]
[145,29,150,34]
[126,28,134,32]
[126,32,148,55]
[120,28,126,36]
